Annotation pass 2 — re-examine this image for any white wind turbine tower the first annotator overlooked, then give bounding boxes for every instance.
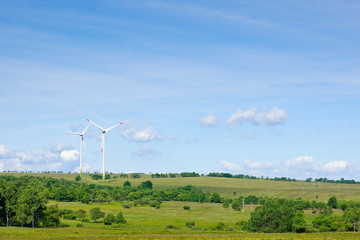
[87,119,123,182]
[65,124,91,176]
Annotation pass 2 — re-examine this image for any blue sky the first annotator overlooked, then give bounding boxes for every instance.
[1,0,360,180]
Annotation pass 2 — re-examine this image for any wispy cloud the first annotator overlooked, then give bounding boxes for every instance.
[220,157,359,180]
[132,146,159,159]
[199,114,221,127]
[227,106,287,127]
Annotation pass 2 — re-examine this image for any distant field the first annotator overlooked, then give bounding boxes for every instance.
[2,172,360,201]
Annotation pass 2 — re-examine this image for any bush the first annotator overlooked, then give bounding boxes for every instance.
[76,223,84,227]
[76,209,87,219]
[228,226,234,231]
[59,223,70,228]
[139,180,153,189]
[223,202,229,208]
[166,224,178,229]
[122,202,132,209]
[183,205,191,210]
[123,180,131,187]
[115,212,126,224]
[75,175,81,181]
[149,200,160,207]
[232,200,241,211]
[186,221,195,228]
[215,222,226,230]
[104,213,115,225]
[60,209,74,216]
[63,214,77,220]
[319,225,331,232]
[81,218,90,222]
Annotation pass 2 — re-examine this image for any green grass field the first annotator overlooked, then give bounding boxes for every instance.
[2,172,360,201]
[2,173,360,239]
[1,201,360,240]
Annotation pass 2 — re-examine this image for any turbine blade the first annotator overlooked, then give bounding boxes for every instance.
[65,131,81,135]
[81,123,92,135]
[86,119,104,131]
[105,122,123,132]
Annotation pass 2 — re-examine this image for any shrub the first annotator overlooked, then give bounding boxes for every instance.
[319,225,331,232]
[123,180,131,187]
[231,199,241,211]
[63,214,77,220]
[81,218,90,222]
[60,209,74,216]
[228,226,234,231]
[76,209,86,219]
[183,205,191,210]
[223,202,229,208]
[166,224,178,229]
[104,213,115,225]
[122,202,132,209]
[75,175,81,181]
[186,221,195,228]
[149,200,160,208]
[59,223,70,228]
[76,223,84,227]
[215,222,226,230]
[115,212,126,224]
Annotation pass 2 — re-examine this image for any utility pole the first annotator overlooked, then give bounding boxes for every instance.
[242,198,245,213]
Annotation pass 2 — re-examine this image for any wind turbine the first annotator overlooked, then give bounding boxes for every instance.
[65,124,91,176]
[87,119,123,182]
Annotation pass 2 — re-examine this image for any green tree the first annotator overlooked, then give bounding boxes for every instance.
[115,211,126,224]
[43,204,60,227]
[103,213,115,225]
[123,180,131,187]
[328,195,338,209]
[210,193,221,203]
[312,214,332,231]
[81,193,91,204]
[3,182,18,226]
[343,207,360,231]
[16,188,47,228]
[247,199,295,232]
[90,207,104,223]
[232,199,241,211]
[293,211,306,233]
[139,180,153,189]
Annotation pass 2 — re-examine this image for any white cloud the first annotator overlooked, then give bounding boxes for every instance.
[227,106,287,127]
[121,125,162,142]
[133,127,160,141]
[0,144,79,172]
[323,160,348,173]
[200,114,221,127]
[219,157,359,180]
[0,144,12,158]
[60,150,79,162]
[220,160,244,171]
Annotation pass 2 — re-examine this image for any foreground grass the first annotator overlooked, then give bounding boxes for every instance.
[2,172,360,201]
[1,201,360,239]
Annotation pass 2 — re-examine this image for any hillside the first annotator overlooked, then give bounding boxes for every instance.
[1,172,360,201]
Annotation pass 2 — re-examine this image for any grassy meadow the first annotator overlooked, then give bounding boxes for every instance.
[2,172,360,201]
[2,173,360,239]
